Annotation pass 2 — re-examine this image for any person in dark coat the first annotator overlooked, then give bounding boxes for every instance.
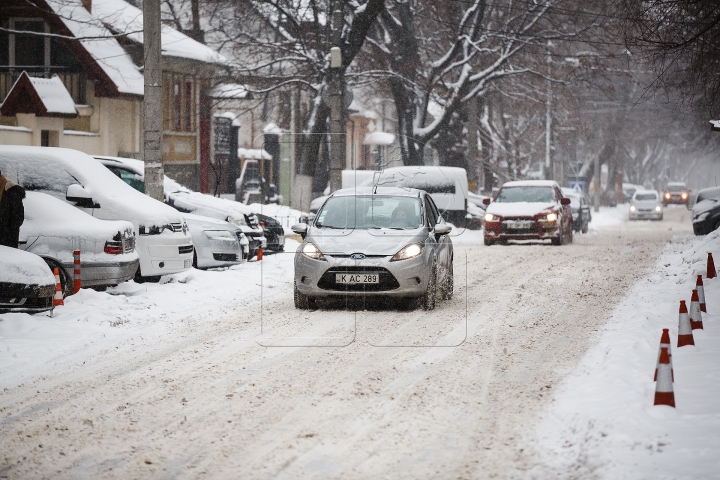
[0,170,26,248]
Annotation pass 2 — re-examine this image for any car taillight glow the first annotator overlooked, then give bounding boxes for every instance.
[104,241,124,255]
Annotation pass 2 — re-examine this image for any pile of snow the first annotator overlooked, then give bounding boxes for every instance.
[529,230,720,477]
[0,240,299,389]
[0,246,55,286]
[589,204,628,230]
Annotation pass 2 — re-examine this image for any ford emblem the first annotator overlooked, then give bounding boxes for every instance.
[350,253,366,260]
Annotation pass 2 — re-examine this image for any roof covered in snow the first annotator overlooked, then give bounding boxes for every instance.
[47,0,145,97]
[0,73,77,118]
[238,148,272,160]
[502,180,560,188]
[208,83,253,99]
[364,132,395,146]
[90,0,226,65]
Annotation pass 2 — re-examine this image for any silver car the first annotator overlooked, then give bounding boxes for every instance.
[20,192,139,296]
[182,213,248,268]
[291,187,453,310]
[629,190,663,220]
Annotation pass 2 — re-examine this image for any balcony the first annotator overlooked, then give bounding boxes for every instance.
[0,68,86,105]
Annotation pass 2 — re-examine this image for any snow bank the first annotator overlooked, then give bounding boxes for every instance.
[0,246,55,286]
[0,240,299,389]
[529,230,720,477]
[589,205,627,230]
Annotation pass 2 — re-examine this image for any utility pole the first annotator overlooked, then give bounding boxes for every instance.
[545,41,553,182]
[328,0,345,193]
[143,0,164,202]
[594,155,601,212]
[467,97,479,193]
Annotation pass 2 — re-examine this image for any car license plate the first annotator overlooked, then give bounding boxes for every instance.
[335,273,379,284]
[506,220,533,229]
[184,259,192,268]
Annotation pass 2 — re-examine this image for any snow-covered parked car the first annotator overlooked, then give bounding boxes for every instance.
[94,156,269,259]
[692,187,720,235]
[561,187,591,233]
[0,246,55,314]
[20,192,139,295]
[0,147,193,282]
[358,166,469,226]
[182,213,247,268]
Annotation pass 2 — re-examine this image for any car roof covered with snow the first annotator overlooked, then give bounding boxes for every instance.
[502,180,559,188]
[0,146,184,228]
[21,191,134,239]
[0,245,55,287]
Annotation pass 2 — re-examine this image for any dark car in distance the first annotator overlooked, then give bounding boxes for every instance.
[663,182,690,206]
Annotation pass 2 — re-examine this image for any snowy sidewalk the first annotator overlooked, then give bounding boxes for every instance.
[528,229,720,478]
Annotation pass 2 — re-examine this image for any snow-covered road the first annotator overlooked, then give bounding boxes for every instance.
[0,207,695,478]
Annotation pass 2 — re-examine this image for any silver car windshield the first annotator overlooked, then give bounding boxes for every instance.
[495,186,555,203]
[315,196,423,229]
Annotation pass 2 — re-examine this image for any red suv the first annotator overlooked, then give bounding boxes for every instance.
[483,180,573,245]
[662,182,690,206]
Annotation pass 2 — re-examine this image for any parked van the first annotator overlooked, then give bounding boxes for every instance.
[0,146,193,281]
[359,166,469,225]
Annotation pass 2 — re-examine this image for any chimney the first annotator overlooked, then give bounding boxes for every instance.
[81,0,91,13]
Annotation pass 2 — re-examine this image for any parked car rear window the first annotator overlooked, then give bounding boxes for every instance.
[635,193,658,201]
[495,186,555,203]
[316,196,422,229]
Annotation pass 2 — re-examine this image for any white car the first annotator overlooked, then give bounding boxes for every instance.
[182,213,247,268]
[94,156,267,259]
[629,190,663,220]
[20,192,139,294]
[0,246,55,314]
[0,147,193,282]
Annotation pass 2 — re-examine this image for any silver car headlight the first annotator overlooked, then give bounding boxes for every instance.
[629,205,636,212]
[204,230,235,241]
[302,243,326,261]
[655,205,662,212]
[390,243,424,262]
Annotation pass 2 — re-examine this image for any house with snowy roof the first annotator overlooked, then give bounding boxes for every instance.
[0,0,227,191]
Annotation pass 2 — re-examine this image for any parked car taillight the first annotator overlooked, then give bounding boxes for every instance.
[104,241,124,255]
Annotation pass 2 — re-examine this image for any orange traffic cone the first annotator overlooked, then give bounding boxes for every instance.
[654,347,675,407]
[689,289,704,330]
[257,247,263,261]
[52,268,64,307]
[654,328,674,381]
[708,252,716,279]
[677,300,695,347]
[73,250,82,294]
[696,275,706,313]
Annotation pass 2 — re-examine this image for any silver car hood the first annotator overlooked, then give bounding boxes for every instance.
[307,228,427,256]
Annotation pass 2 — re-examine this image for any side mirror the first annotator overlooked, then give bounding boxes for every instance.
[291,223,308,239]
[435,224,452,236]
[561,197,571,205]
[482,198,491,205]
[66,184,98,208]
